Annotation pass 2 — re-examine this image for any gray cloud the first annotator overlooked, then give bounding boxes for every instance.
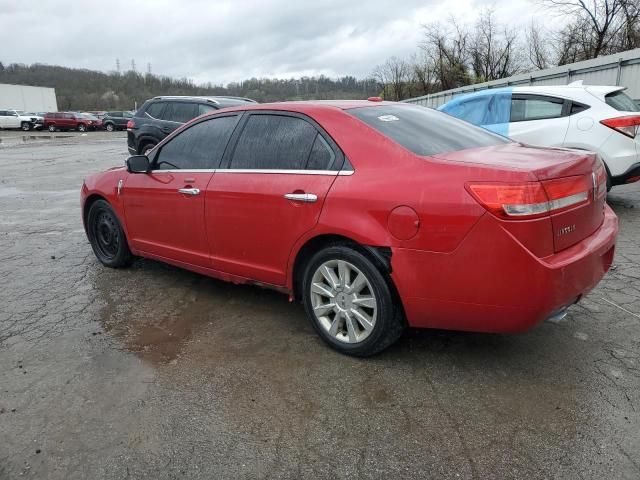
[0,0,542,84]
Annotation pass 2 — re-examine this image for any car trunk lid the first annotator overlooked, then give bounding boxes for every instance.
[436,143,606,253]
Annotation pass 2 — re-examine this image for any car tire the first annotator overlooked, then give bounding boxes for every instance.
[48,124,56,132]
[21,122,31,131]
[105,123,115,132]
[139,141,157,156]
[78,124,87,132]
[87,199,133,268]
[302,244,405,356]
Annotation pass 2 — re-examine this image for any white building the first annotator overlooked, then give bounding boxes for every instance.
[0,83,58,112]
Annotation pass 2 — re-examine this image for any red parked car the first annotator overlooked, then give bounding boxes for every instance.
[81,100,618,356]
[44,112,99,132]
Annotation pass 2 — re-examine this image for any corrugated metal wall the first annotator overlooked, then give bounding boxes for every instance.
[404,48,640,108]
[0,83,58,112]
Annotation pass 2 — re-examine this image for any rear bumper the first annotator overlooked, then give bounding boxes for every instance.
[392,206,618,333]
[611,162,640,186]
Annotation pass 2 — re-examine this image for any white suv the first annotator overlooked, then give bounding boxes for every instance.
[0,109,43,131]
[439,82,640,190]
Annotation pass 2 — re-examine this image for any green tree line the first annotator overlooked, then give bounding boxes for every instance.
[0,62,380,111]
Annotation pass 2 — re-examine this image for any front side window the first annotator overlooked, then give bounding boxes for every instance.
[155,115,238,170]
[230,114,318,170]
[605,90,639,112]
[511,96,564,122]
[446,97,491,126]
[349,104,509,156]
[162,102,198,123]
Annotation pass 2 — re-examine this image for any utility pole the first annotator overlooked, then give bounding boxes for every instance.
[147,63,151,75]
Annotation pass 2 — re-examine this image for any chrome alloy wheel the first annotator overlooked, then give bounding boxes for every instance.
[310,259,377,344]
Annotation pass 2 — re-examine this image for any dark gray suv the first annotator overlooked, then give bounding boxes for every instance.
[103,111,134,132]
[127,96,256,155]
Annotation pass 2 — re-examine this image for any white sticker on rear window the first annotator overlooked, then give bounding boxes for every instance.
[377,115,399,122]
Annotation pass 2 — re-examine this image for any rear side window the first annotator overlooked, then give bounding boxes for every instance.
[570,103,590,115]
[605,90,639,112]
[230,114,317,170]
[145,102,166,119]
[199,104,217,116]
[511,96,564,122]
[155,115,238,170]
[349,104,509,156]
[163,102,198,123]
[307,134,335,170]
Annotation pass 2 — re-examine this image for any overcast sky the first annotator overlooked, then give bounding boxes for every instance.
[0,0,557,85]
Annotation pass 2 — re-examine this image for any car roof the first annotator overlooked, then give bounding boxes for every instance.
[150,95,258,107]
[441,84,626,107]
[215,99,403,113]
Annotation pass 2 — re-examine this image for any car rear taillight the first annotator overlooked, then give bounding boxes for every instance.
[594,161,608,196]
[600,115,640,138]
[127,120,136,129]
[467,176,591,220]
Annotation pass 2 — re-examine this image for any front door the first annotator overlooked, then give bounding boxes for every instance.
[206,112,342,286]
[122,114,240,266]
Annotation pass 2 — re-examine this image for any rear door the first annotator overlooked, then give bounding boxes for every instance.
[508,94,570,146]
[121,111,133,128]
[63,113,75,129]
[206,112,342,285]
[110,111,122,127]
[123,114,240,266]
[160,102,199,137]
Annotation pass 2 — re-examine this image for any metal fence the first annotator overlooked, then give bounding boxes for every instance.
[404,48,640,108]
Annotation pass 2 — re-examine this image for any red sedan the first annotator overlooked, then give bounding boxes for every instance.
[81,100,618,356]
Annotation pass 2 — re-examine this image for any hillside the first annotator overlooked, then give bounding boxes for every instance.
[0,62,380,111]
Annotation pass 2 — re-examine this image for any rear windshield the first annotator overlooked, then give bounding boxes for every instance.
[348,104,509,156]
[605,90,639,112]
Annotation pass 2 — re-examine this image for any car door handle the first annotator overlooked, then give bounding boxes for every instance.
[178,188,200,196]
[284,193,317,203]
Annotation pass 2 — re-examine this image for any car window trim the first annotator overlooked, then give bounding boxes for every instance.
[149,168,354,176]
[220,110,346,172]
[150,112,242,172]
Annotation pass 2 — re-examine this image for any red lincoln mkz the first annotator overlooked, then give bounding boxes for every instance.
[81,100,618,356]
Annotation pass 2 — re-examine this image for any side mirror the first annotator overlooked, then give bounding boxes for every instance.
[126,155,150,173]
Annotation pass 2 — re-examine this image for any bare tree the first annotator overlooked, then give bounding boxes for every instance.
[540,0,638,63]
[372,57,411,101]
[410,53,437,96]
[527,21,552,69]
[470,9,525,81]
[420,19,471,90]
[618,0,640,50]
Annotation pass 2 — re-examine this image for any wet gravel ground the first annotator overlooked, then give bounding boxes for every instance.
[0,131,639,479]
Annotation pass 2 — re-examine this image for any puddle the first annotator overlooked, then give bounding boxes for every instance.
[0,135,73,147]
